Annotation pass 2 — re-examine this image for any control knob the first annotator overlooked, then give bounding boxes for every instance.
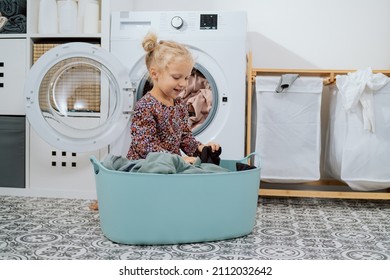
[171,16,184,29]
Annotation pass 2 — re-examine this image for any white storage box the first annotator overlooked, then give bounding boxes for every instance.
[255,76,323,183]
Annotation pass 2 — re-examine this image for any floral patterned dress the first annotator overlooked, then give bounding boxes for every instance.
[127,92,202,160]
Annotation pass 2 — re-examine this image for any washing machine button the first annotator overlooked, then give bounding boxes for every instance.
[171,16,184,29]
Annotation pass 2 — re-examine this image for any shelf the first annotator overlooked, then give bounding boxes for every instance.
[29,33,102,44]
[28,33,102,39]
[0,34,27,39]
[0,34,102,42]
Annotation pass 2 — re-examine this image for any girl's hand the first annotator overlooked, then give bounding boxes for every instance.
[198,142,220,153]
[183,156,197,164]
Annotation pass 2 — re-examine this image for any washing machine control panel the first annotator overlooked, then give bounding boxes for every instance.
[200,14,218,30]
[171,16,184,29]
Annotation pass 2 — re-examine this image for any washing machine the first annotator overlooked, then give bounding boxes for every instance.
[109,11,247,160]
[24,11,247,198]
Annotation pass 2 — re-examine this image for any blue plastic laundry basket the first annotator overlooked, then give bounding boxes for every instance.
[90,153,261,245]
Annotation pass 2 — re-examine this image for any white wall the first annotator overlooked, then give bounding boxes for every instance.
[110,0,133,11]
[115,0,390,70]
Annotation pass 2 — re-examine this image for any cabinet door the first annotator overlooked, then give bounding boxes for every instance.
[0,39,27,115]
[0,116,25,188]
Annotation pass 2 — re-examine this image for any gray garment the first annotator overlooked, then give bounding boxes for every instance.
[275,74,299,93]
[102,152,230,174]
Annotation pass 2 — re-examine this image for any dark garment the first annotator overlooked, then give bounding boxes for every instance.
[236,162,257,171]
[200,146,222,165]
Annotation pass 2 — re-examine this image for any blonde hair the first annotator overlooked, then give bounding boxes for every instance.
[142,32,194,72]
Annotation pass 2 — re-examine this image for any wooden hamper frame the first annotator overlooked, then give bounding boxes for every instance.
[246,53,390,199]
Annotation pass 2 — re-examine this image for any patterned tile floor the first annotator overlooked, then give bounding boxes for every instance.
[0,195,389,260]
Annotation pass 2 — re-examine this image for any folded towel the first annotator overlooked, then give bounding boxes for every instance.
[0,0,27,33]
[0,14,26,33]
[0,0,27,17]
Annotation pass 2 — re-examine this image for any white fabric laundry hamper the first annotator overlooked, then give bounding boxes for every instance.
[325,70,390,191]
[255,76,323,183]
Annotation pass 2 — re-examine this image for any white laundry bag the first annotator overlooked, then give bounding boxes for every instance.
[255,76,323,183]
[324,84,345,181]
[325,68,390,191]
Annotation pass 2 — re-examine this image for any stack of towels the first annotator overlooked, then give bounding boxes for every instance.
[0,0,27,34]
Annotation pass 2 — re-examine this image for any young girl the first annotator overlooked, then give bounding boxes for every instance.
[126,32,220,164]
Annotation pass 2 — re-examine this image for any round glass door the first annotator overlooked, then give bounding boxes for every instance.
[25,43,133,152]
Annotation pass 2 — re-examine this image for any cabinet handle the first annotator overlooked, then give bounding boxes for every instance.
[1,62,4,87]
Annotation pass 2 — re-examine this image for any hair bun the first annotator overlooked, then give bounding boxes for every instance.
[142,32,158,53]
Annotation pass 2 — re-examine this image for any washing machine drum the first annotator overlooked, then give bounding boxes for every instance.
[25,43,133,152]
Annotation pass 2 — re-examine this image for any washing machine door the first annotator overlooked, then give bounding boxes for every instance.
[25,42,134,152]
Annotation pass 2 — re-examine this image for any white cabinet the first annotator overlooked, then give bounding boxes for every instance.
[0,0,111,198]
[27,0,110,199]
[0,0,110,116]
[0,39,27,115]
